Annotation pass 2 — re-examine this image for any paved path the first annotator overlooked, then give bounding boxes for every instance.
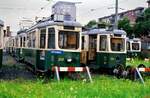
[0,52,36,80]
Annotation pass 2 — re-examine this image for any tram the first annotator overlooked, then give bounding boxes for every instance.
[81,29,127,70]
[126,38,141,58]
[0,20,4,67]
[14,1,82,72]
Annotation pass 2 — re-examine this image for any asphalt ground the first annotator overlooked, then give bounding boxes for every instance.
[0,52,36,80]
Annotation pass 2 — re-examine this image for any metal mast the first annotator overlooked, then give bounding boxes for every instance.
[114,0,118,30]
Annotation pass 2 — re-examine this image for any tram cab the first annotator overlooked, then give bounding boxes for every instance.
[81,29,127,69]
[126,38,141,58]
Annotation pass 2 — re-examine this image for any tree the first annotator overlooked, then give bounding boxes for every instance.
[85,20,97,29]
[118,17,133,36]
[134,8,150,36]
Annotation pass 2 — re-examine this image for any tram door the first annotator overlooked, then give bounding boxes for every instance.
[88,35,97,63]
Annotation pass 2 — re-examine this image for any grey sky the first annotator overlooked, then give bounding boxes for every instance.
[0,0,148,34]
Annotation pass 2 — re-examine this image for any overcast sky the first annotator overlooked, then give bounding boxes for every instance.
[0,0,148,34]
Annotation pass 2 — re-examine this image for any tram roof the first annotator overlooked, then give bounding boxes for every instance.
[126,37,141,41]
[27,20,82,32]
[82,29,126,35]
[0,19,4,26]
[17,29,27,35]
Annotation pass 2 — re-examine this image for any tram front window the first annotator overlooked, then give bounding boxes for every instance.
[132,43,139,50]
[58,31,79,49]
[99,35,108,51]
[111,38,125,52]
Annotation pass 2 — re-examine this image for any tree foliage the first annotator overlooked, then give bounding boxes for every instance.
[134,8,150,36]
[118,17,133,36]
[85,20,97,29]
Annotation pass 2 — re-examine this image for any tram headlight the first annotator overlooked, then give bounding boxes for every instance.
[67,58,72,63]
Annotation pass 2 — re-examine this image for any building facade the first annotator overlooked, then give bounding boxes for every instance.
[98,7,144,26]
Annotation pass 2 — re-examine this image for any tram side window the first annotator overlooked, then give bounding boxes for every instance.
[28,33,32,47]
[16,38,18,47]
[48,28,55,49]
[32,32,36,48]
[23,37,26,47]
[81,36,85,50]
[20,37,22,47]
[99,35,108,51]
[40,29,46,48]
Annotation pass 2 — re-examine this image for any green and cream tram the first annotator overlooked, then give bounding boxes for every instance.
[19,20,82,72]
[126,38,141,58]
[81,29,127,70]
[0,20,4,67]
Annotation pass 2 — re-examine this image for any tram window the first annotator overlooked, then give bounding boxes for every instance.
[99,35,108,51]
[58,31,79,49]
[132,43,139,50]
[23,37,26,47]
[40,29,46,48]
[32,32,36,48]
[48,28,55,49]
[111,38,125,51]
[16,38,18,47]
[21,37,23,47]
[81,36,85,50]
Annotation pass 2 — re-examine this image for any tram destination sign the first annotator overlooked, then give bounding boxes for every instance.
[50,50,64,55]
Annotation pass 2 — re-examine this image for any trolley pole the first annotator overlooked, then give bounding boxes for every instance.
[114,0,118,30]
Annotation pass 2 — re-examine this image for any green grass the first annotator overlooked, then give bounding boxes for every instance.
[0,76,150,98]
[0,59,149,98]
[126,58,150,67]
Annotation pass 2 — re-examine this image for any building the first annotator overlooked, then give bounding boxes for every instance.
[98,7,144,26]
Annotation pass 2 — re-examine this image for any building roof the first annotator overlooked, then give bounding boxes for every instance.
[99,7,144,20]
[27,19,82,32]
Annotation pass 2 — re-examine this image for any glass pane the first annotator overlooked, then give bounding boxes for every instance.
[132,43,139,50]
[111,38,125,51]
[40,29,46,48]
[58,31,79,49]
[20,37,22,47]
[48,28,55,49]
[99,35,107,51]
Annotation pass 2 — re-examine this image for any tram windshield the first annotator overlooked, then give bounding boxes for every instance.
[111,38,125,52]
[58,31,79,49]
[132,43,139,50]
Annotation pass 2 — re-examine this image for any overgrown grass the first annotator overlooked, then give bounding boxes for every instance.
[0,76,150,98]
[126,58,150,67]
[0,59,149,98]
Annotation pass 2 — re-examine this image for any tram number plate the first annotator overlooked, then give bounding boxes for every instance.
[51,50,64,55]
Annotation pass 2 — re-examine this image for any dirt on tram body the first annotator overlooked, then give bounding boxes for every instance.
[0,52,36,80]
